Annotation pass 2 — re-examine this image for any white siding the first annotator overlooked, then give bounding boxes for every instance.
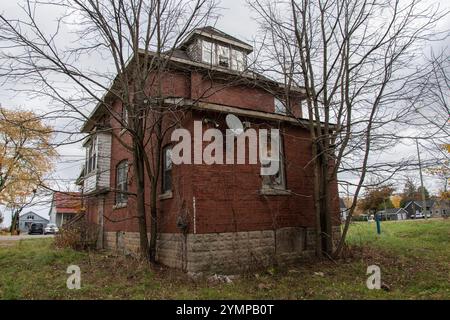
[97,133,112,189]
[83,133,112,193]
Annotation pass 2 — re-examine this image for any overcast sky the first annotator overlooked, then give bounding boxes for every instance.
[0,0,448,227]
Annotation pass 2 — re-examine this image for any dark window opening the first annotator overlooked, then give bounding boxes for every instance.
[115,160,128,205]
[162,146,172,193]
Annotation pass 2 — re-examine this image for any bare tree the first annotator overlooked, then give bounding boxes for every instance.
[0,0,219,260]
[250,0,448,257]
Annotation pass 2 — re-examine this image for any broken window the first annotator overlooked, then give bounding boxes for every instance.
[202,40,216,65]
[115,160,128,205]
[231,49,245,71]
[86,137,97,174]
[274,97,287,115]
[261,135,286,190]
[162,145,172,193]
[218,45,230,67]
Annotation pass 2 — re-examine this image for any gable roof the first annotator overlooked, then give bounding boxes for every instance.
[53,192,82,214]
[404,200,435,209]
[19,211,50,222]
[181,26,253,52]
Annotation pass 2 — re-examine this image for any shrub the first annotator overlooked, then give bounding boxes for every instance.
[54,218,100,250]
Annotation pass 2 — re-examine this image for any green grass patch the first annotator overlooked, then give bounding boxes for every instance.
[0,219,449,299]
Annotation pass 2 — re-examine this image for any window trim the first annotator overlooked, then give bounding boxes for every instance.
[218,44,230,68]
[162,145,173,194]
[201,40,216,65]
[86,137,97,174]
[261,135,287,191]
[231,49,245,71]
[115,160,128,206]
[274,97,287,115]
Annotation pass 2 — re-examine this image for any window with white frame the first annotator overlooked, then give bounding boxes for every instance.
[162,146,172,193]
[115,160,128,205]
[218,45,230,67]
[261,136,286,190]
[86,137,97,174]
[202,40,216,65]
[231,49,245,71]
[274,97,287,115]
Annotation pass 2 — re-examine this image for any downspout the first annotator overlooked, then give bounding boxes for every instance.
[193,196,197,234]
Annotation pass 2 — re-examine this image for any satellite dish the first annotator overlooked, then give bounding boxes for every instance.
[225,114,244,136]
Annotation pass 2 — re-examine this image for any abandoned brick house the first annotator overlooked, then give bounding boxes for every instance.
[79,26,341,272]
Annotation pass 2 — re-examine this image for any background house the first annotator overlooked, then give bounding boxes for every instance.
[403,200,435,219]
[375,208,408,221]
[431,200,449,217]
[49,192,82,227]
[18,211,49,233]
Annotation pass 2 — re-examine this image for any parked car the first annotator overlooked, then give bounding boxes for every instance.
[28,223,44,235]
[411,212,431,219]
[44,223,59,235]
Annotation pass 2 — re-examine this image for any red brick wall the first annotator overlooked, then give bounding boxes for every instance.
[186,113,340,234]
[85,69,338,236]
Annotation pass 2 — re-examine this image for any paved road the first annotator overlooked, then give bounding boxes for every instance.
[0,234,54,241]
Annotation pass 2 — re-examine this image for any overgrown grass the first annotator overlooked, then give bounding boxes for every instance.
[0,219,449,299]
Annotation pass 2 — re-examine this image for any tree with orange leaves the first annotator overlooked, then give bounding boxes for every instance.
[0,107,57,233]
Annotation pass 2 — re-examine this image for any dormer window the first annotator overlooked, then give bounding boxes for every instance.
[202,40,215,65]
[182,26,252,71]
[218,45,229,67]
[200,39,246,71]
[231,50,245,72]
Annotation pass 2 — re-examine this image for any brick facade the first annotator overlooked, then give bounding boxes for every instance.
[81,27,341,272]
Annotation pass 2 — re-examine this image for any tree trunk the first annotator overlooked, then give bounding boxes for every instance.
[149,178,158,262]
[148,121,162,263]
[133,141,149,259]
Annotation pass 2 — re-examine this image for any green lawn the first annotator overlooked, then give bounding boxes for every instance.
[0,219,449,299]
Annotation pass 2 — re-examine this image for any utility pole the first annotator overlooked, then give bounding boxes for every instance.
[416,139,428,220]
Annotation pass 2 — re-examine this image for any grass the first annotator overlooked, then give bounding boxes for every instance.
[0,219,449,299]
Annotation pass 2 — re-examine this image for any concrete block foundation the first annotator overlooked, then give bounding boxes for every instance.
[103,226,341,273]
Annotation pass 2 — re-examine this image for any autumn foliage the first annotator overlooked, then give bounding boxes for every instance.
[0,107,56,207]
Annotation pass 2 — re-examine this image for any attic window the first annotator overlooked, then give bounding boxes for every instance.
[202,40,215,65]
[231,49,245,71]
[218,45,229,67]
